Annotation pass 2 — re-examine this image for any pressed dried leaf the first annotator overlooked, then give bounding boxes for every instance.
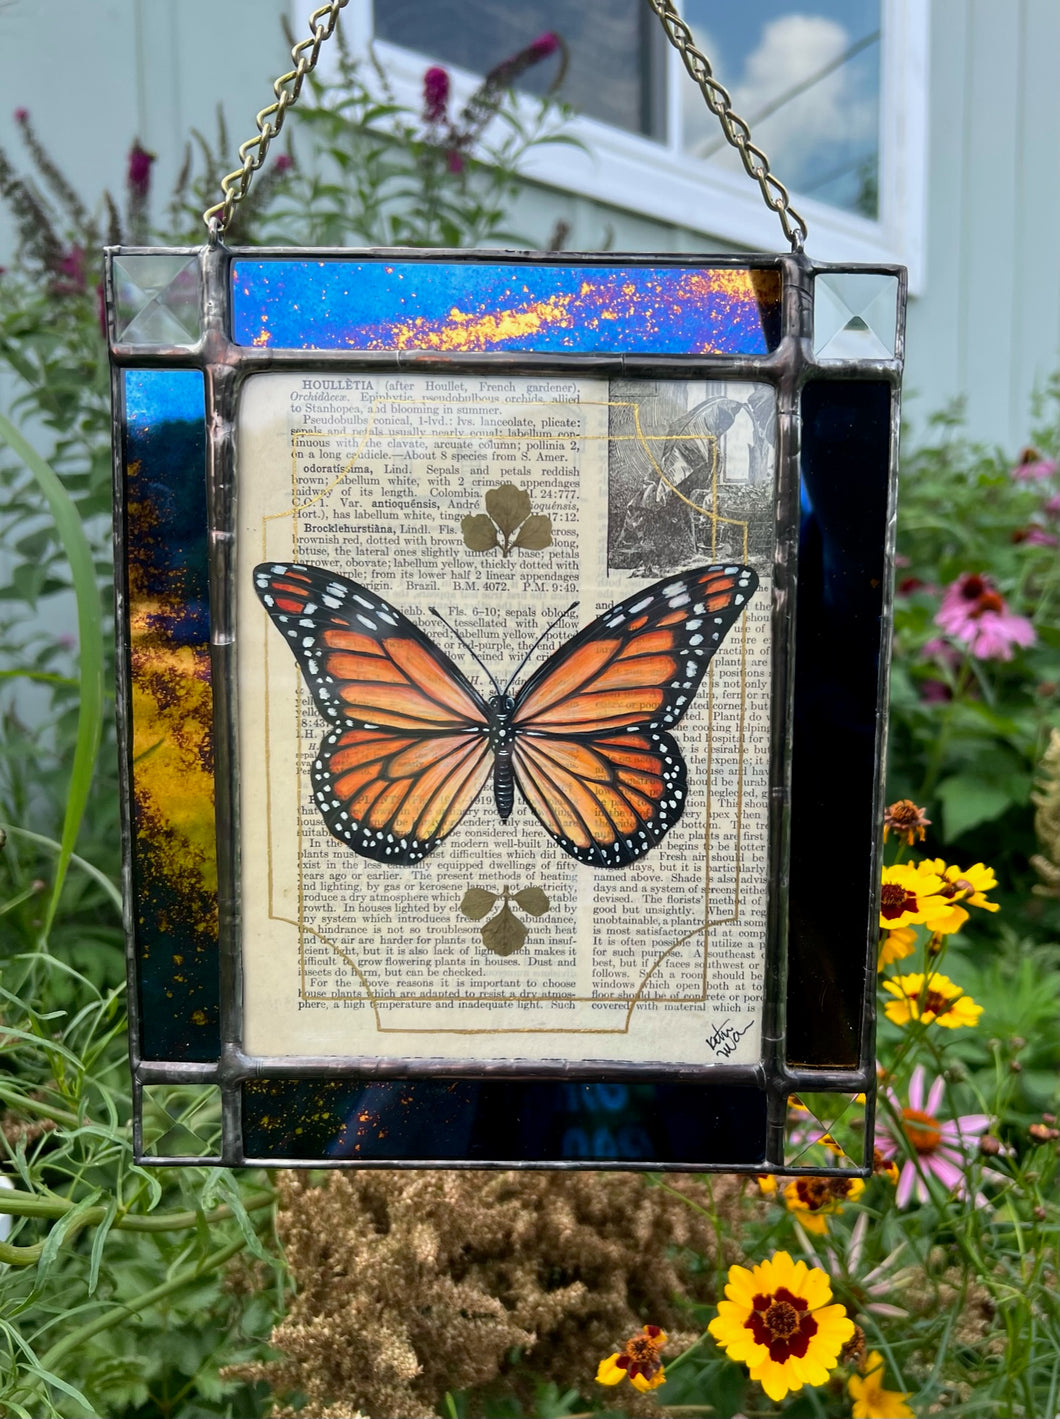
[460,887,499,920]
[511,513,553,551]
[461,513,499,552]
[481,903,527,956]
[513,886,550,917]
[484,483,532,535]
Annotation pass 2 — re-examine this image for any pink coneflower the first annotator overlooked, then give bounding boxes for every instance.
[876,1065,996,1208]
[1010,446,1057,481]
[919,678,952,703]
[1017,526,1059,547]
[921,636,961,669]
[423,65,450,124]
[799,1212,911,1320]
[935,573,1036,661]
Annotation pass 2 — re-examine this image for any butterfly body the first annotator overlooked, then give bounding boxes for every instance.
[254,561,757,869]
[486,693,519,818]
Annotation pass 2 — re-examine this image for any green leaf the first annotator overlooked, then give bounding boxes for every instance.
[0,410,105,944]
[512,513,553,551]
[88,1198,119,1296]
[460,887,499,920]
[481,903,527,956]
[461,513,499,552]
[938,773,1024,839]
[35,1193,102,1288]
[484,483,532,535]
[513,887,550,917]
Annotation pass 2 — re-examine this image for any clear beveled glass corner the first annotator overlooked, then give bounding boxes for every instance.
[113,254,201,346]
[813,271,898,360]
[141,1083,223,1158]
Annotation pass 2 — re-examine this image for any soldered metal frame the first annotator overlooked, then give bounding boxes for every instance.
[105,243,906,1174]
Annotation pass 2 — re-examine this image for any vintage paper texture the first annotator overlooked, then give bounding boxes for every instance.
[236,372,776,1065]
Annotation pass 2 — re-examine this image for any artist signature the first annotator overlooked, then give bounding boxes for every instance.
[704,1019,754,1058]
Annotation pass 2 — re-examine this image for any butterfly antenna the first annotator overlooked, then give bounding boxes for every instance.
[503,601,579,693]
[428,606,503,697]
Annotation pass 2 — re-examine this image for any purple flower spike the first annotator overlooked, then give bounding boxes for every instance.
[14,107,29,123]
[127,140,155,199]
[274,152,293,173]
[423,66,450,123]
[528,31,560,60]
[50,245,87,296]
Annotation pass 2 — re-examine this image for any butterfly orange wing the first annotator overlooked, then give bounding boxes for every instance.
[510,565,757,867]
[254,564,492,864]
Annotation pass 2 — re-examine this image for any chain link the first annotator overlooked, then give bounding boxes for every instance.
[202,0,350,234]
[644,0,808,251]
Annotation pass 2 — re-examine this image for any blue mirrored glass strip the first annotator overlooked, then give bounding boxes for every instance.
[241,1078,767,1163]
[122,368,220,1061]
[231,260,782,354]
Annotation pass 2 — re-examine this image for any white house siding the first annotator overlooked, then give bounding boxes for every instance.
[0,0,1057,451]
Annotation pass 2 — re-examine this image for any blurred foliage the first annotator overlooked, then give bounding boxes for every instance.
[888,386,1059,934]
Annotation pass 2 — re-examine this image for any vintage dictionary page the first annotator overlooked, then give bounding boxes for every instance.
[237,372,776,1065]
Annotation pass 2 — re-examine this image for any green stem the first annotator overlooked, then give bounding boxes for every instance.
[0,1190,275,1266]
[0,1088,81,1128]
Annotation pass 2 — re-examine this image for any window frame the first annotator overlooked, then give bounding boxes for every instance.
[306,0,927,290]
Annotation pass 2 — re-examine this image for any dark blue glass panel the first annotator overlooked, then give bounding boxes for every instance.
[788,379,892,1067]
[242,1078,767,1164]
[122,369,220,1062]
[231,260,782,355]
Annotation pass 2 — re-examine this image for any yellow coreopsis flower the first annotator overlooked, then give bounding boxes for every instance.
[878,864,953,930]
[848,1349,914,1417]
[782,1175,865,1234]
[708,1251,854,1403]
[882,972,983,1029]
[878,925,917,970]
[913,857,972,933]
[925,858,1001,912]
[596,1324,667,1392]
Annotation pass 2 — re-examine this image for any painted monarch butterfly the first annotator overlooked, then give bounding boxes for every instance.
[253,561,757,869]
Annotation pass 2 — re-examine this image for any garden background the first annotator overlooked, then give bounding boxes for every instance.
[0,3,1057,1416]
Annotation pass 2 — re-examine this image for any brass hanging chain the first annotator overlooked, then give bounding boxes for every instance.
[644,0,809,251]
[202,0,806,249]
[202,0,350,233]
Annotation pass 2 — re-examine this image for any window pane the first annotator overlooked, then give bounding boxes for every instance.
[374,0,666,139]
[680,0,881,219]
